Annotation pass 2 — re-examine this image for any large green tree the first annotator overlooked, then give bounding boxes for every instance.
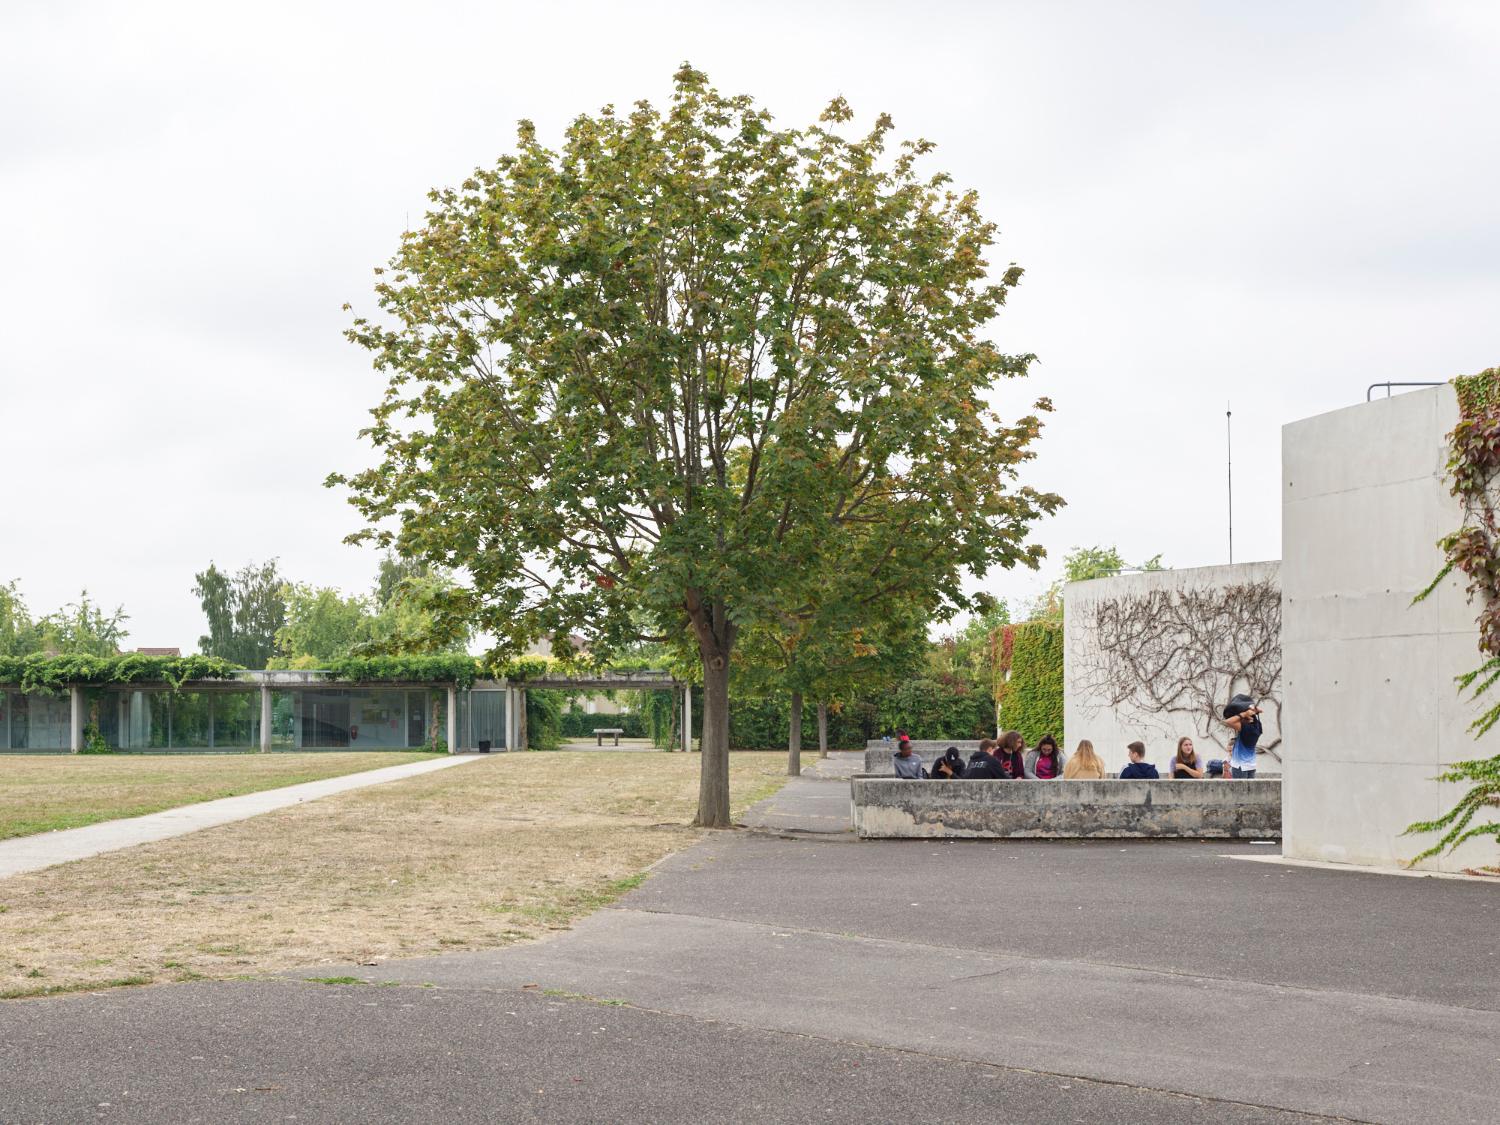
[193,560,285,667]
[274,584,371,665]
[335,67,1059,826]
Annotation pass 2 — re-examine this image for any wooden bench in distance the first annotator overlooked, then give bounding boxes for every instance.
[594,727,625,747]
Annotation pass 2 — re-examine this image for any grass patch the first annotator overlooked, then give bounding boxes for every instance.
[541,988,627,1006]
[0,752,443,839]
[305,976,365,985]
[0,752,791,998]
[1,974,153,1000]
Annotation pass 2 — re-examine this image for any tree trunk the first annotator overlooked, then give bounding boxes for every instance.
[696,654,732,825]
[788,690,803,776]
[518,691,529,751]
[817,702,829,758]
[688,592,735,828]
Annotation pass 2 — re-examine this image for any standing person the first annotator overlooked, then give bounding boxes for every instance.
[1026,733,1066,780]
[1223,695,1263,779]
[1172,736,1206,778]
[1063,740,1107,779]
[1118,741,1160,779]
[892,736,926,779]
[993,730,1031,779]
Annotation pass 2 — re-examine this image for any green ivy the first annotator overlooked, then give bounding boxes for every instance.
[322,654,482,687]
[1000,623,1064,745]
[0,654,241,694]
[1406,365,1500,865]
[487,655,553,682]
[79,723,112,754]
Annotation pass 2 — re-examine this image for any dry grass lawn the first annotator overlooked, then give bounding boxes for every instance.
[0,752,441,840]
[0,751,791,999]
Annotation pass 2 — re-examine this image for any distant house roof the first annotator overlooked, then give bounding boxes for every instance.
[134,647,182,657]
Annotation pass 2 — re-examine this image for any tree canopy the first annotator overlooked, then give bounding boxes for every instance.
[0,581,128,658]
[194,560,285,668]
[334,66,1060,825]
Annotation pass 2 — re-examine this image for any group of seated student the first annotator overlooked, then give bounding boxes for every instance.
[892,731,1227,779]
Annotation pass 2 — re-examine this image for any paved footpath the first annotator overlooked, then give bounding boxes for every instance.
[3,772,1497,1124]
[0,753,482,879]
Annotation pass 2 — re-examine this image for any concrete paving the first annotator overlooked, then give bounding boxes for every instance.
[3,773,1496,1123]
[0,753,483,879]
[738,773,854,834]
[0,981,1334,1124]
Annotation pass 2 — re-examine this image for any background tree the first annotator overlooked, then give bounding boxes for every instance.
[335,66,1059,826]
[35,591,128,656]
[193,560,285,667]
[735,590,928,773]
[361,555,472,655]
[274,584,371,665]
[1032,544,1164,624]
[0,580,41,657]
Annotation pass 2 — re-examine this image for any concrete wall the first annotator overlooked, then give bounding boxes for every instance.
[1064,562,1282,776]
[1282,384,1496,873]
[851,777,1282,839]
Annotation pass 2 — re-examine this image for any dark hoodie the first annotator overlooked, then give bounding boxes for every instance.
[928,747,967,780]
[961,750,1006,779]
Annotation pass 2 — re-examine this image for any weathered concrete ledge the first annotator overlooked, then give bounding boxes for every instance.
[852,778,1282,839]
[863,741,983,774]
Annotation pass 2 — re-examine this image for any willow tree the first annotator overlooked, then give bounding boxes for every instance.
[334,66,1059,827]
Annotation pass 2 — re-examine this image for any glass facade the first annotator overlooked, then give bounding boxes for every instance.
[0,682,508,752]
[1,692,71,750]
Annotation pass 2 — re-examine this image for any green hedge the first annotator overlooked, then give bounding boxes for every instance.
[1001,622,1063,745]
[559,710,648,738]
[876,678,994,740]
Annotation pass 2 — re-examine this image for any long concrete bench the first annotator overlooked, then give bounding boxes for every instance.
[851,777,1281,839]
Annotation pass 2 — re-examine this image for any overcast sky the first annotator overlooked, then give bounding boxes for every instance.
[3,0,1498,652]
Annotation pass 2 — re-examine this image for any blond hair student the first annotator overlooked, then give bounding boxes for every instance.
[1063,739,1106,779]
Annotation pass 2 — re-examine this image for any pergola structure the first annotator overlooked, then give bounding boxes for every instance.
[0,668,689,754]
[505,669,691,752]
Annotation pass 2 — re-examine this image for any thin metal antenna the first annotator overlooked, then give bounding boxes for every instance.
[1226,403,1234,564]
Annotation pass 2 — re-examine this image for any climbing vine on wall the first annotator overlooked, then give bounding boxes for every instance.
[999,623,1064,745]
[0,654,240,694]
[1405,366,1500,866]
[1071,579,1282,752]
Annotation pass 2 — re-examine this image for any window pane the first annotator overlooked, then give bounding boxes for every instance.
[348,690,406,749]
[172,693,213,749]
[213,692,257,748]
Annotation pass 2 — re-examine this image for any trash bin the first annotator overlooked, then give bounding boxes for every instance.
[478,739,492,754]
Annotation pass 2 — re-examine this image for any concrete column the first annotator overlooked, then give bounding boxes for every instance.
[683,686,692,753]
[69,685,83,753]
[259,685,272,753]
[446,686,458,754]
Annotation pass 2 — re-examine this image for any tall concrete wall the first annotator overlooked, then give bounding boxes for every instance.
[1282,384,1495,873]
[1064,562,1282,776]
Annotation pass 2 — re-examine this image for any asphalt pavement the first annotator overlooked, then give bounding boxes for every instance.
[2,773,1496,1124]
